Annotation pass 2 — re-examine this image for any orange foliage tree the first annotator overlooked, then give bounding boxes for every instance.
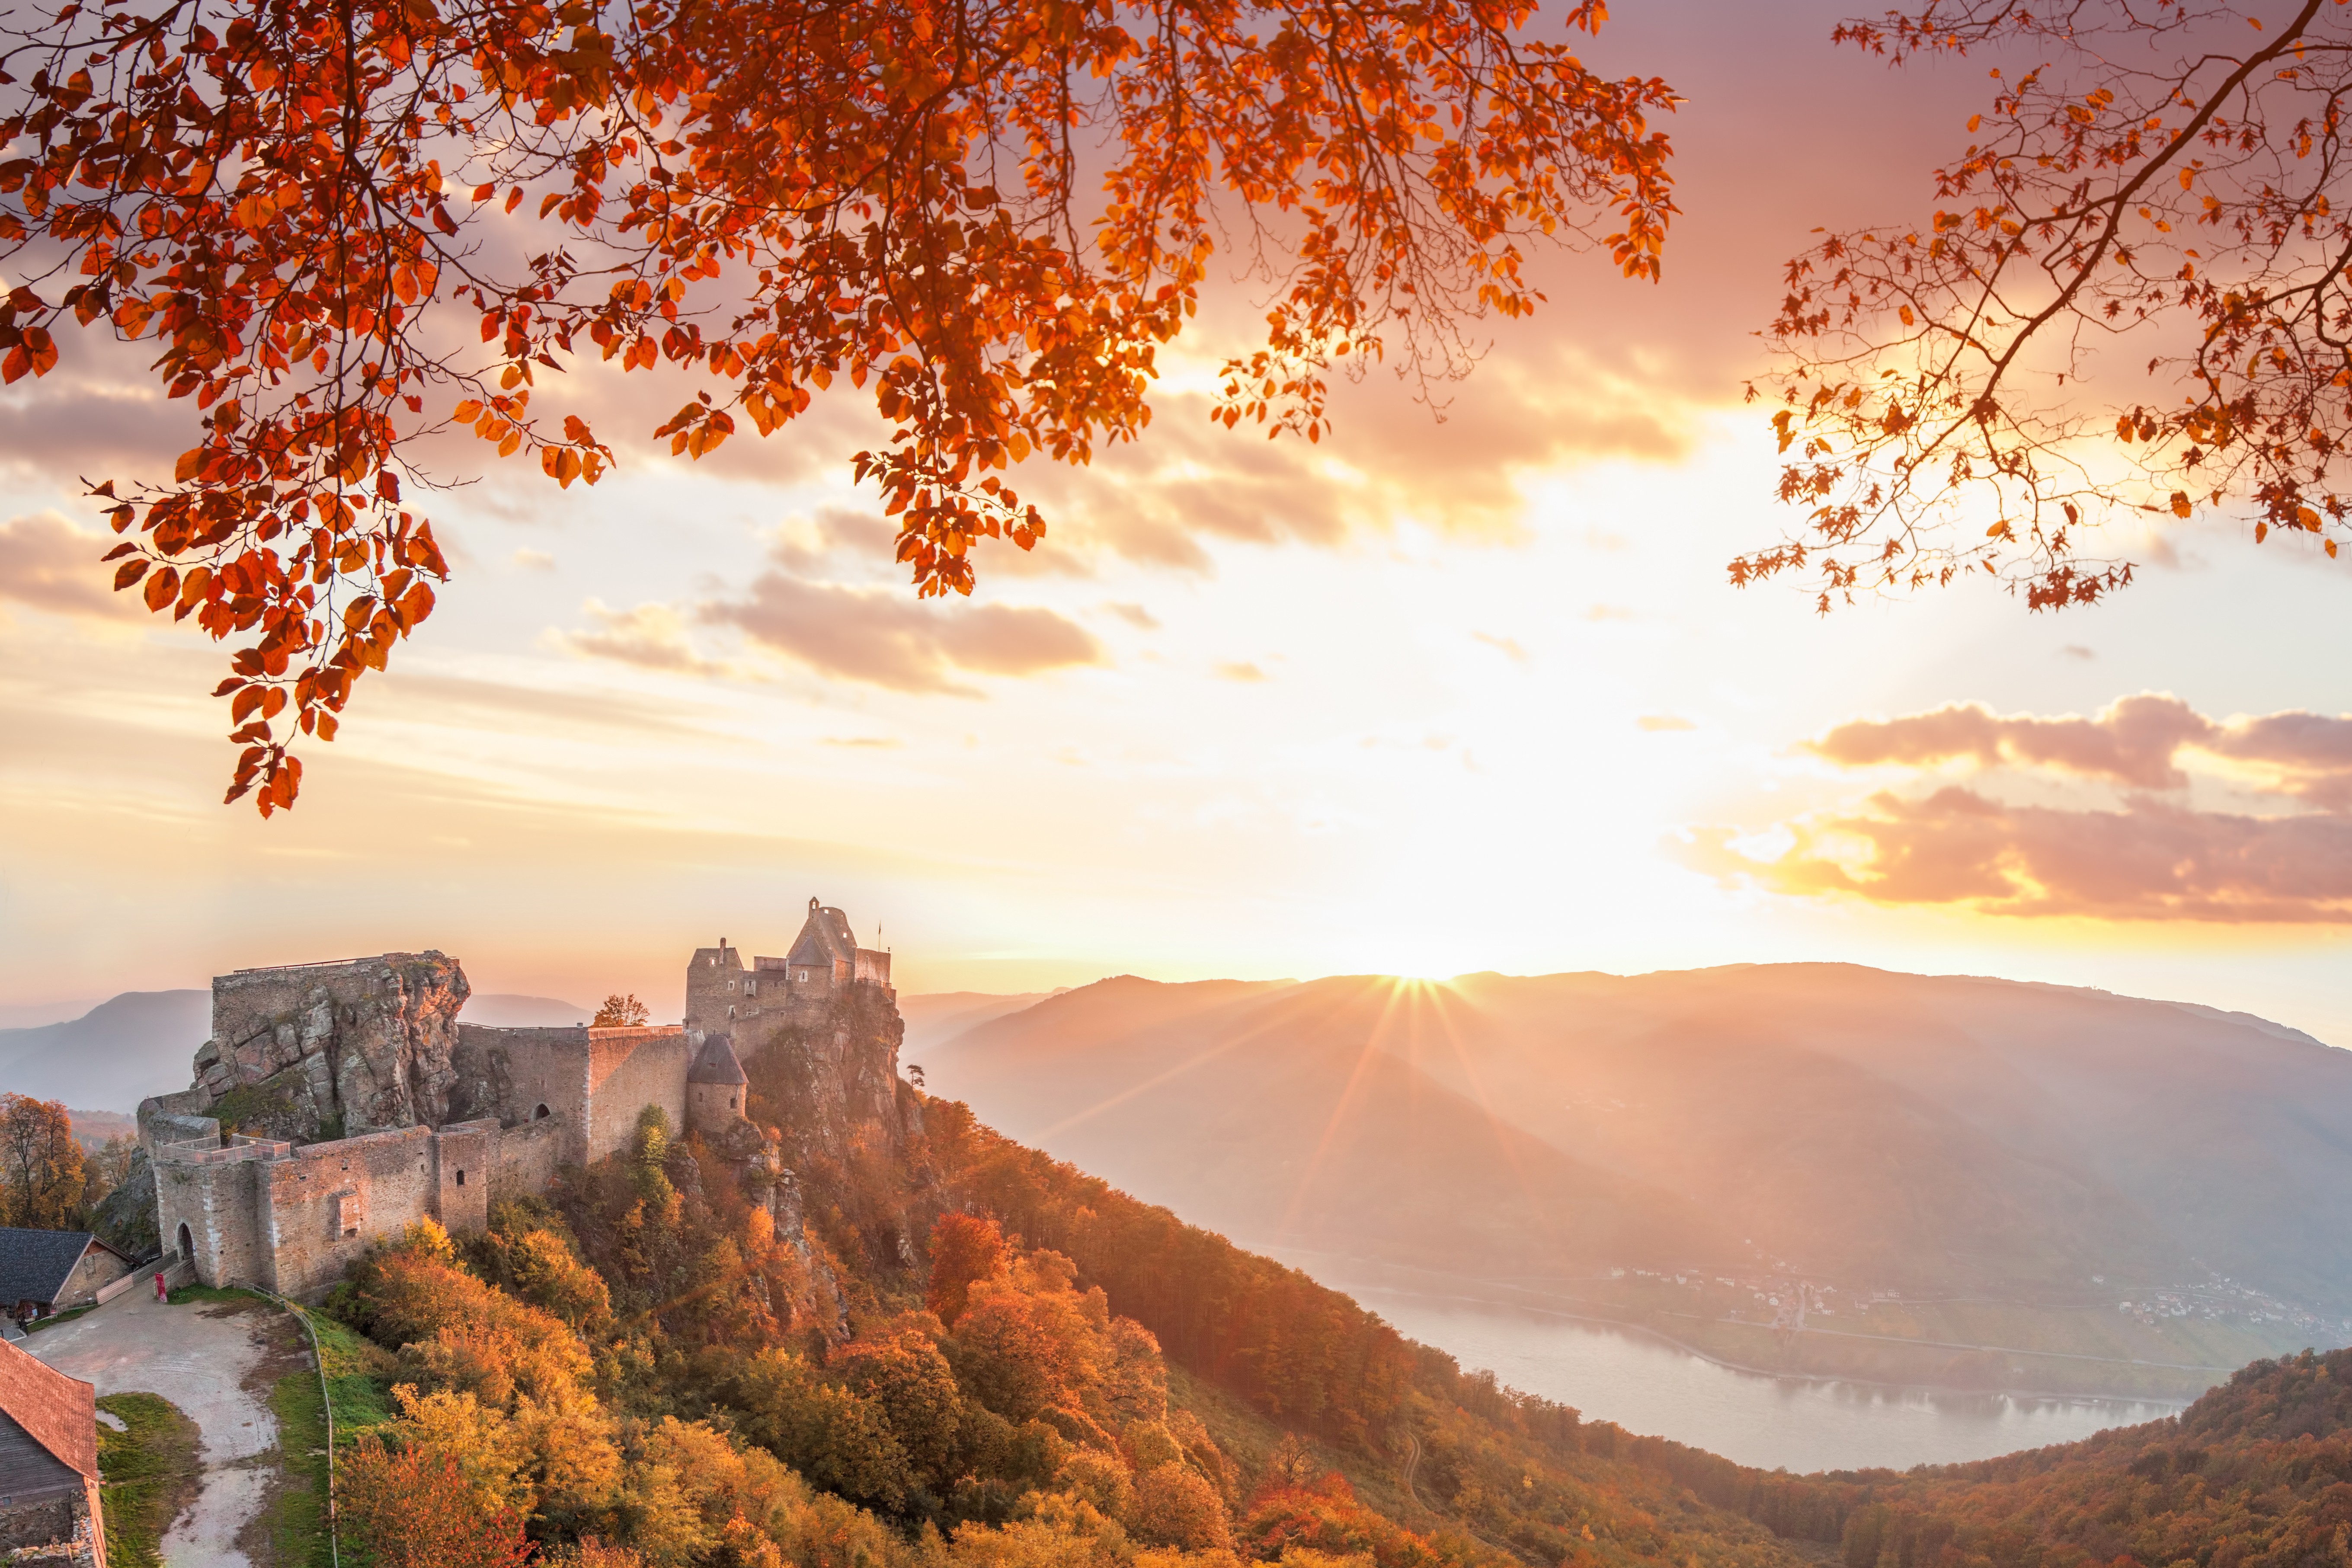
[340,1435,536,1568]
[0,0,1675,810]
[925,1211,1007,1328]
[0,1095,86,1231]
[1740,0,2352,612]
[589,994,649,1028]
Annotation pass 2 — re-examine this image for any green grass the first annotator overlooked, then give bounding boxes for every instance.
[253,1299,398,1568]
[264,1368,336,1567]
[95,1392,201,1568]
[294,1301,398,1437]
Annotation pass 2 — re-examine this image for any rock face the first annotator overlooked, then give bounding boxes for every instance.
[188,952,470,1142]
[735,982,919,1167]
[90,1148,158,1258]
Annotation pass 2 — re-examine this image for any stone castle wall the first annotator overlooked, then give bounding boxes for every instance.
[258,1126,438,1300]
[687,1078,745,1136]
[490,1115,566,1205]
[685,943,893,1063]
[145,919,902,1302]
[156,1151,269,1290]
[450,1025,594,1161]
[157,1119,506,1299]
[586,1028,691,1161]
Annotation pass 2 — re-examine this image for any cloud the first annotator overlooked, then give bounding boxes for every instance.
[1685,791,2352,923]
[1804,694,2216,790]
[1691,695,2352,923]
[1104,602,1160,630]
[0,513,140,620]
[2062,644,2096,661]
[564,601,735,677]
[1472,633,1530,665]
[1638,714,1696,733]
[704,574,1103,695]
[0,379,186,486]
[513,549,556,571]
[1214,661,1270,683]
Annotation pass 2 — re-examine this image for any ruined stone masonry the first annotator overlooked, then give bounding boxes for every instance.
[140,899,908,1301]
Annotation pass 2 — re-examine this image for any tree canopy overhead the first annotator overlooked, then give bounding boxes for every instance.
[0,0,1676,809]
[1741,0,2352,613]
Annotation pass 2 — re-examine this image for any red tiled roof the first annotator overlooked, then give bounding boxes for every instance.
[0,1339,96,1479]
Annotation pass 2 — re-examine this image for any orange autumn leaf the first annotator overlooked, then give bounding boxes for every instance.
[0,0,1676,813]
[1734,0,2352,614]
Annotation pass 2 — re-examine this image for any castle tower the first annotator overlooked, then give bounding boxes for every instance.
[683,897,893,1046]
[685,1034,750,1136]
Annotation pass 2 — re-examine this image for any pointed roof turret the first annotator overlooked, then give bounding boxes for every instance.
[688,1034,749,1086]
[785,897,861,969]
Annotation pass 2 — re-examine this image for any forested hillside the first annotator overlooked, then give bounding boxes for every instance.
[315,1075,1817,1568]
[1634,1346,2352,1568]
[301,1028,2352,1568]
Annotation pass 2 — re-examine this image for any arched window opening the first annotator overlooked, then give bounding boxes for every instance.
[176,1222,193,1262]
[455,1169,466,1187]
[533,1103,551,1120]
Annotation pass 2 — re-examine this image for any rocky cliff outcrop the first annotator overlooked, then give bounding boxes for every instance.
[186,952,470,1143]
[90,1149,158,1258]
[735,982,918,1167]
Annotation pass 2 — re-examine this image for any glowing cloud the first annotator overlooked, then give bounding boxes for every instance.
[1692,696,2352,923]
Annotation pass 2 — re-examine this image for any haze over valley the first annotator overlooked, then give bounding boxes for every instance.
[915,964,2352,1406]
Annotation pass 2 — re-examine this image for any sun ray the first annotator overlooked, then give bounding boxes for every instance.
[1273,976,1424,1244]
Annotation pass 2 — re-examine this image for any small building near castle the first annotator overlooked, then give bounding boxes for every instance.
[140,899,893,1301]
[0,1338,104,1566]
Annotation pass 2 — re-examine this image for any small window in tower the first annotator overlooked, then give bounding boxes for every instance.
[797,970,807,982]
[455,1169,466,1187]
[730,1096,738,1110]
[533,1103,550,1120]
[746,979,756,995]
[728,979,736,991]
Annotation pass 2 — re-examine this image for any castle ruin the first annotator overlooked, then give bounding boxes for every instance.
[138,899,906,1300]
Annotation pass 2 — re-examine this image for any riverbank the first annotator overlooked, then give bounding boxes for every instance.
[1325,1276,2189,1472]
[1267,1249,2272,1405]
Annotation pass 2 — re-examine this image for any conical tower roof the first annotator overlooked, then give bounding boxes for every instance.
[688,1033,748,1086]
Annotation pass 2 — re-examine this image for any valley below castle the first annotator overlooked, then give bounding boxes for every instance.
[906,967,2352,1411]
[8,922,2352,1568]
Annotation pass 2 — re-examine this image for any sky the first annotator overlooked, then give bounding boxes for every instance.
[3,0,2349,1042]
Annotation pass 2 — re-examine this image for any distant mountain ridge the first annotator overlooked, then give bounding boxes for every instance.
[917,962,2352,1395]
[0,989,209,1110]
[458,993,596,1027]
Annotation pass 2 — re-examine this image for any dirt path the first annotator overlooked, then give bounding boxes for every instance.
[27,1285,290,1568]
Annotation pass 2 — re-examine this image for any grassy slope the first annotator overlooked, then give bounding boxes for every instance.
[96,1391,201,1568]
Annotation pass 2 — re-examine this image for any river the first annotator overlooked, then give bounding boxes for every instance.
[1332,1280,2185,1473]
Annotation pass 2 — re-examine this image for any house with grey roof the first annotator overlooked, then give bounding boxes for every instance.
[0,1233,134,1323]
